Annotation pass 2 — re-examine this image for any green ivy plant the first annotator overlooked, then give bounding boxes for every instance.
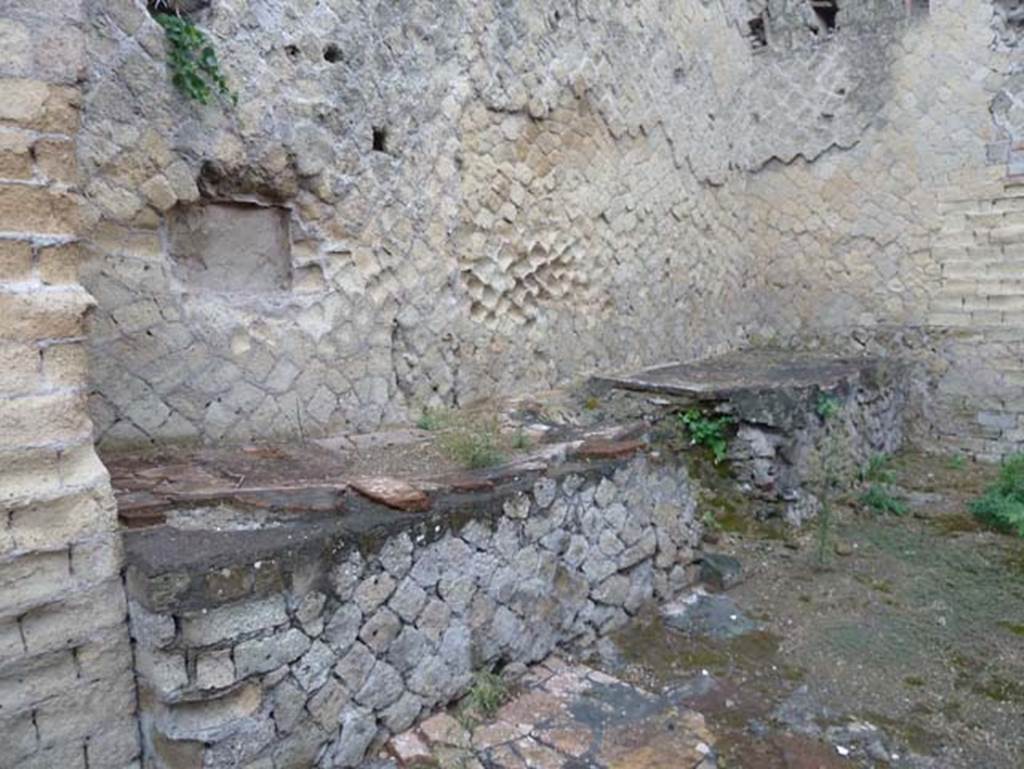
[679,409,734,464]
[155,13,236,106]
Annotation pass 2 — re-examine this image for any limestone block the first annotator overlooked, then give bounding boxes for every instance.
[84,721,140,768]
[234,627,311,678]
[4,183,79,237]
[0,289,94,342]
[154,683,263,741]
[35,674,136,745]
[0,78,49,126]
[135,646,188,697]
[0,342,39,397]
[0,712,38,765]
[0,239,31,281]
[180,595,288,647]
[328,706,378,768]
[41,340,87,388]
[0,391,92,447]
[0,129,33,179]
[323,603,362,654]
[34,138,76,184]
[13,741,86,769]
[196,649,236,690]
[0,549,72,614]
[0,649,77,713]
[20,578,126,655]
[139,174,177,212]
[37,241,81,286]
[292,640,335,692]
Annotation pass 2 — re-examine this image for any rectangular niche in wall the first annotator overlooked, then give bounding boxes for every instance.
[167,202,291,292]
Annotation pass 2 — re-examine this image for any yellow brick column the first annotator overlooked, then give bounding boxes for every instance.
[0,2,141,767]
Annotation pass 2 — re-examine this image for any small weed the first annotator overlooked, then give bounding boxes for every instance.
[583,395,601,411]
[437,413,504,469]
[998,621,1024,637]
[861,453,895,484]
[815,392,841,421]
[416,407,449,431]
[948,454,967,470]
[511,428,531,450]
[860,484,908,516]
[969,453,1024,537]
[459,670,510,724]
[679,409,734,464]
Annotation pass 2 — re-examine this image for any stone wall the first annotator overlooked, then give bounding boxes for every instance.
[75,0,1024,459]
[124,455,699,768]
[736,1,1024,460]
[0,1,139,767]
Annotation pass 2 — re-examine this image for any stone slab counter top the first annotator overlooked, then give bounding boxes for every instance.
[111,408,650,614]
[592,350,897,399]
[114,407,701,768]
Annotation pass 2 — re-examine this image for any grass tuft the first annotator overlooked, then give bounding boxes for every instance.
[860,483,908,516]
[457,669,511,729]
[437,412,504,469]
[969,454,1024,537]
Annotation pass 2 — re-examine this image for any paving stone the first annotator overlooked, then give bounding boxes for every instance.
[698,553,743,592]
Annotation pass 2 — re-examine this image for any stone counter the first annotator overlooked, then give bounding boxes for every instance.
[122,443,700,769]
[594,351,909,524]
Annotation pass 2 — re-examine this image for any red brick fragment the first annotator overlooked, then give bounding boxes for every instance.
[350,477,430,512]
[573,438,644,460]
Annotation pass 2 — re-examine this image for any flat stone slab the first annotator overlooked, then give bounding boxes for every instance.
[592,350,888,398]
[385,657,717,769]
[662,591,758,641]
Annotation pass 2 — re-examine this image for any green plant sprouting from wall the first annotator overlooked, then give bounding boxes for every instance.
[155,13,236,106]
[970,453,1024,537]
[678,409,734,464]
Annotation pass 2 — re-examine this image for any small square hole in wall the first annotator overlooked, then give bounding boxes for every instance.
[748,16,767,48]
[167,203,291,292]
[810,0,839,32]
[372,126,388,153]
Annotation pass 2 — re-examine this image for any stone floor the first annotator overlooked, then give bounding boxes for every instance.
[383,657,717,769]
